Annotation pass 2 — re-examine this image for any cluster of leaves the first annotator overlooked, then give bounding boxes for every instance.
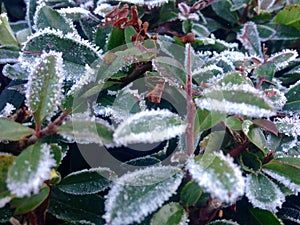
[0,0,300,225]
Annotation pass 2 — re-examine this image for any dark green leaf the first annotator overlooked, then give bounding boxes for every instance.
[284,81,300,111]
[58,167,116,195]
[48,188,105,224]
[0,118,34,141]
[239,151,262,172]
[278,207,300,224]
[211,0,239,24]
[2,63,28,80]
[107,28,126,50]
[249,207,284,225]
[180,181,202,207]
[11,185,50,215]
[195,109,226,133]
[151,202,187,225]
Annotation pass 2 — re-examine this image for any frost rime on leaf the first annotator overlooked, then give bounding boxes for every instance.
[114,0,169,8]
[103,166,183,225]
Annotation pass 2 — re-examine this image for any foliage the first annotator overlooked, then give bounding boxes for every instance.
[0,0,300,225]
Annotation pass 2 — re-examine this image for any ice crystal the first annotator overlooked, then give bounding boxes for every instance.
[94,4,114,17]
[103,166,183,225]
[186,152,245,204]
[6,144,56,197]
[208,219,240,225]
[0,196,11,208]
[115,0,168,8]
[274,115,300,137]
[0,103,15,118]
[268,49,298,70]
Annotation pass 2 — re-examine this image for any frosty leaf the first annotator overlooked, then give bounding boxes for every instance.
[34,5,75,34]
[207,219,240,225]
[58,167,116,195]
[103,166,184,225]
[180,181,202,207]
[195,84,275,118]
[48,188,105,225]
[200,131,226,154]
[216,71,246,86]
[114,0,168,8]
[186,152,245,204]
[152,56,185,86]
[254,63,276,81]
[267,49,298,70]
[113,109,186,146]
[274,5,300,29]
[283,81,300,111]
[25,51,64,125]
[0,153,15,208]
[262,160,300,193]
[274,115,300,137]
[192,23,210,38]
[245,173,285,212]
[11,185,50,215]
[0,45,19,64]
[26,0,38,32]
[249,207,284,225]
[242,120,268,154]
[2,63,28,80]
[192,65,223,85]
[6,143,56,197]
[58,117,113,145]
[237,22,262,57]
[0,118,34,141]
[278,207,300,224]
[194,108,226,133]
[225,116,242,130]
[257,25,276,42]
[151,202,188,225]
[0,13,18,46]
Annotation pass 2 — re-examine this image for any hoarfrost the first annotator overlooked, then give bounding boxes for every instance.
[268,49,298,70]
[114,0,168,8]
[186,152,245,204]
[103,166,183,225]
[6,144,56,197]
[208,219,240,225]
[274,115,300,137]
[0,196,11,208]
[0,103,15,118]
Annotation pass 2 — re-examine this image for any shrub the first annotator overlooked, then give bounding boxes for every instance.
[0,0,300,224]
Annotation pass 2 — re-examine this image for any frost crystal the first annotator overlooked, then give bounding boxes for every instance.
[0,103,15,118]
[115,0,168,8]
[0,196,12,208]
[268,49,298,70]
[274,115,300,137]
[186,152,245,204]
[6,144,56,197]
[208,219,240,225]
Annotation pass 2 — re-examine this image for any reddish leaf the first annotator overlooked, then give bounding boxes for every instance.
[253,119,278,136]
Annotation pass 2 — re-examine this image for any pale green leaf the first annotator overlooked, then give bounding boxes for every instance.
[225,116,242,130]
[186,152,245,204]
[151,202,187,225]
[0,153,15,208]
[274,5,300,29]
[6,143,56,197]
[104,166,184,225]
[113,109,186,146]
[0,13,18,46]
[0,45,20,64]
[0,118,34,141]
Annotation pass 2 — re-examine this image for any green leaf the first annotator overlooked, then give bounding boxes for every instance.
[207,219,240,225]
[0,45,20,64]
[238,151,262,172]
[267,49,298,70]
[107,28,126,50]
[186,152,245,204]
[0,13,18,46]
[195,84,275,118]
[113,109,186,146]
[194,109,226,133]
[192,65,223,85]
[237,22,262,57]
[103,166,184,225]
[6,143,55,197]
[151,202,187,225]
[200,131,226,154]
[26,51,64,125]
[262,160,300,193]
[0,153,15,208]
[284,81,300,111]
[58,116,114,145]
[216,71,246,86]
[48,188,105,225]
[242,120,268,155]
[125,26,136,45]
[11,185,50,215]
[225,116,242,130]
[34,5,74,33]
[49,144,62,167]
[180,181,202,207]
[2,63,28,80]
[274,5,300,29]
[0,118,34,141]
[249,207,284,225]
[245,173,285,212]
[278,207,300,224]
[254,63,276,81]
[211,0,239,24]
[58,167,116,195]
[257,25,276,41]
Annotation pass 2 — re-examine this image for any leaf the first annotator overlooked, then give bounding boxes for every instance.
[254,63,276,81]
[58,116,114,145]
[225,116,242,130]
[278,207,300,224]
[11,185,50,215]
[192,65,223,84]
[2,63,28,80]
[245,173,285,212]
[0,153,15,208]
[25,51,64,125]
[103,166,184,225]
[0,13,18,46]
[6,143,56,197]
[267,49,298,70]
[48,188,105,225]
[34,5,75,33]
[195,84,275,118]
[239,151,262,172]
[107,28,126,51]
[274,5,300,29]
[0,118,34,141]
[0,45,20,64]
[180,181,202,207]
[200,131,226,154]
[237,22,262,57]
[253,119,278,136]
[257,25,276,41]
[284,80,300,111]
[186,152,245,204]
[194,108,226,133]
[58,167,115,195]
[249,207,284,225]
[116,0,168,8]
[211,0,239,24]
[113,109,186,146]
[125,26,136,45]
[151,202,187,225]
[262,160,300,193]
[207,219,240,225]
[242,120,268,154]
